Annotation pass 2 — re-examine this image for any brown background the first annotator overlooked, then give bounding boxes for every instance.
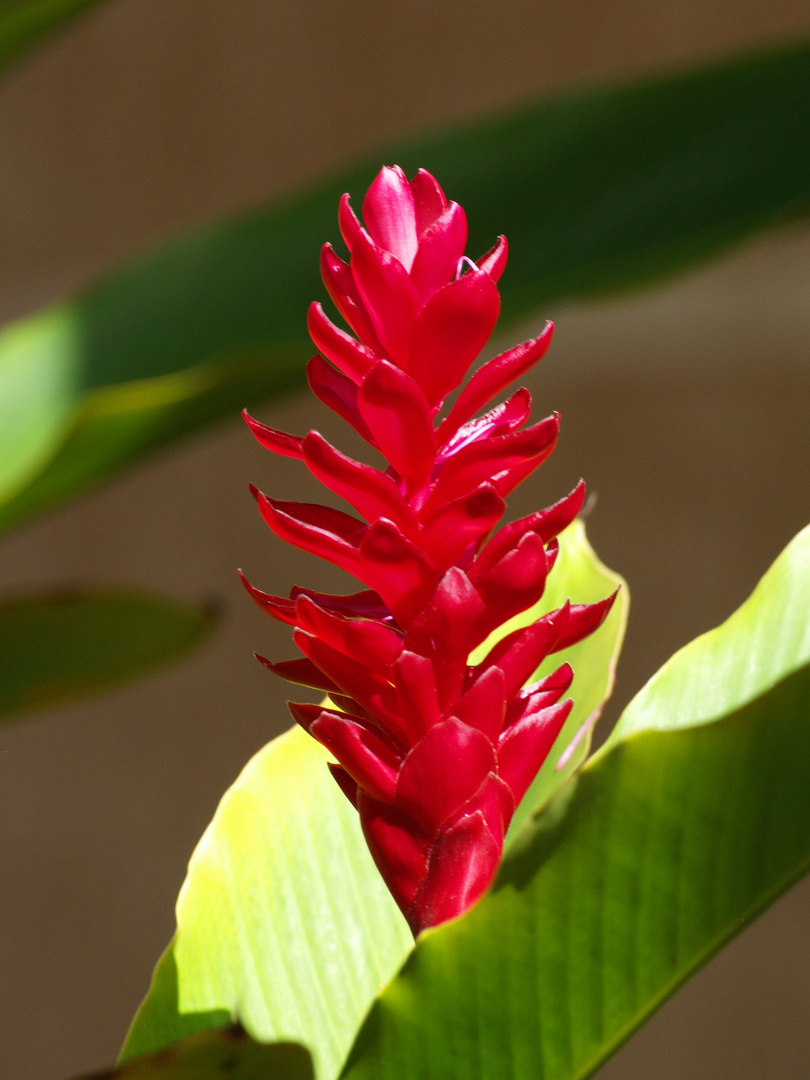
[1,2,810,1078]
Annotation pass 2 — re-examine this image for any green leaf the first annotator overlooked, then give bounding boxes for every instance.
[606,520,810,743]
[0,586,216,720]
[121,524,625,1080]
[0,308,79,509]
[470,520,628,843]
[76,1027,312,1080]
[2,41,809,532]
[0,0,106,76]
[119,727,413,1079]
[339,523,810,1080]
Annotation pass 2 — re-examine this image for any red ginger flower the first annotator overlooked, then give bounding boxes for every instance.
[243,165,614,936]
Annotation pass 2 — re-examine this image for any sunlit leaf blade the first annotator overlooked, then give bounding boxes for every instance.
[0,587,216,720]
[1,41,809,531]
[76,1027,312,1080]
[119,728,413,1079]
[469,520,628,843]
[121,526,625,1080]
[606,521,810,743]
[0,0,105,76]
[339,523,810,1080]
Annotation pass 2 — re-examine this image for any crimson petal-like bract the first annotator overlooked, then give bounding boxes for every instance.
[243,165,616,936]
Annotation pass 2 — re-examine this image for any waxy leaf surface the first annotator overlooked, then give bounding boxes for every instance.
[0,587,215,721]
[121,524,623,1080]
[2,42,809,531]
[120,727,413,1080]
[339,523,810,1080]
[607,521,810,743]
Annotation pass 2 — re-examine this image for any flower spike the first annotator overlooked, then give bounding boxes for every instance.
[243,166,615,936]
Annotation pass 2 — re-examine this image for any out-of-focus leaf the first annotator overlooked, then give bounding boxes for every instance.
[470,519,628,843]
[121,524,625,1080]
[339,523,810,1080]
[0,309,79,509]
[0,0,106,76]
[0,586,216,720]
[1,41,809,531]
[75,1027,312,1080]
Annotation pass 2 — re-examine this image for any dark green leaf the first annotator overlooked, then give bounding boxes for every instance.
[0,0,106,76]
[0,586,216,720]
[339,523,810,1080]
[77,1027,312,1080]
[1,41,809,531]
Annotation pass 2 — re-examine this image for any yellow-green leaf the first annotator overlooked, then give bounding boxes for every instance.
[470,519,628,842]
[121,524,625,1080]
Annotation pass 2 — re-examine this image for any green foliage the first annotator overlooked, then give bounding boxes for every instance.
[120,727,413,1078]
[607,522,810,743]
[122,520,810,1080]
[3,17,808,1077]
[120,524,626,1079]
[0,587,216,720]
[0,0,105,75]
[340,524,810,1080]
[76,1028,312,1080]
[1,42,809,532]
[471,520,628,842]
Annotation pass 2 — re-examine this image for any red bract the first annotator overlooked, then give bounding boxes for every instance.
[243,165,615,936]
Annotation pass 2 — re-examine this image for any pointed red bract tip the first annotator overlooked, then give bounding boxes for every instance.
[243,165,617,936]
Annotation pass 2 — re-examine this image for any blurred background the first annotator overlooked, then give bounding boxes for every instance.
[0,2,809,1078]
